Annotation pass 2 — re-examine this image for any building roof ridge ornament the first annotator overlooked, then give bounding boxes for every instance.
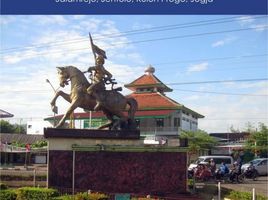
[145,65,155,75]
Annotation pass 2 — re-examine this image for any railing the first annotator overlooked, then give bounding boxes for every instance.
[0,168,47,187]
[0,143,47,153]
[139,126,179,132]
[139,126,180,136]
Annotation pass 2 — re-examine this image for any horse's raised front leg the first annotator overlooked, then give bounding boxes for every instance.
[50,90,71,114]
[56,99,79,128]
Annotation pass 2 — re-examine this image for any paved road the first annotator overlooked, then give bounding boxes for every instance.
[220,176,268,197]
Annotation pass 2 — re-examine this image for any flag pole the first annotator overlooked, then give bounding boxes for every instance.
[89,33,97,65]
[88,33,95,128]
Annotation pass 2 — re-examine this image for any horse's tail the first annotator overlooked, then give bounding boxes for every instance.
[126,97,138,121]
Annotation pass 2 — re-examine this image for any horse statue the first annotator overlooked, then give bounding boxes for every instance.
[50,66,138,130]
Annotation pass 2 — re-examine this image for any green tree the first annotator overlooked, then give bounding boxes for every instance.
[180,130,218,164]
[0,120,26,134]
[246,123,268,158]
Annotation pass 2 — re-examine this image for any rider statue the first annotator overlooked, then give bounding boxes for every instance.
[50,33,138,130]
[86,55,113,111]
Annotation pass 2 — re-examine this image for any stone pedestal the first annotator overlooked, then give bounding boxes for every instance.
[44,128,188,195]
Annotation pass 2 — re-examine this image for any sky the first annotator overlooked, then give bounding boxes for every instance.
[0,15,267,133]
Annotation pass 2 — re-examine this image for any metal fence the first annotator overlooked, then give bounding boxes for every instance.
[0,168,47,187]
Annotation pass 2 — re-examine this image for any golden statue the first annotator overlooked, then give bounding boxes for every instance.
[87,55,113,111]
[50,34,138,130]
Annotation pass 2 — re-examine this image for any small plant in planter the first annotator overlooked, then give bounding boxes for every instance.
[187,179,194,189]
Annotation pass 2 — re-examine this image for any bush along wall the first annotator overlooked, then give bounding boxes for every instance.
[0,182,8,190]
[226,191,268,200]
[54,192,109,200]
[0,189,17,200]
[16,187,59,200]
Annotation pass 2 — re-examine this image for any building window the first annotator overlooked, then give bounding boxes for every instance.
[156,118,164,127]
[174,117,180,127]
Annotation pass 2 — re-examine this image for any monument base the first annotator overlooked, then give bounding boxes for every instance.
[44,128,188,195]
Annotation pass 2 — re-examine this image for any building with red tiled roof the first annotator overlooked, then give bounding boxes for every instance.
[124,66,204,135]
[45,66,204,136]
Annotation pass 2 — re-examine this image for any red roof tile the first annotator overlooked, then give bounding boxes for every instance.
[125,74,172,92]
[129,74,159,85]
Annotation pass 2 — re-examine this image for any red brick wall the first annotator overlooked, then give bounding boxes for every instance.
[48,150,187,195]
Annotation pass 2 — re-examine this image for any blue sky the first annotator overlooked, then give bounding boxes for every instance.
[0,15,267,132]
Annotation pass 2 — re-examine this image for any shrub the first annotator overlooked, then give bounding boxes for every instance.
[75,192,109,200]
[53,195,72,200]
[87,192,109,200]
[187,178,194,188]
[0,189,17,200]
[226,191,268,200]
[16,187,59,200]
[0,182,8,190]
[55,192,109,200]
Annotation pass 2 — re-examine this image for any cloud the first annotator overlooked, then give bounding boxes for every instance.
[187,62,209,73]
[212,36,237,48]
[0,16,16,25]
[184,95,200,101]
[236,16,267,32]
[0,16,146,121]
[188,83,268,132]
[237,16,255,26]
[222,81,268,90]
[132,22,152,30]
[250,24,268,32]
[35,16,68,26]
[72,15,86,20]
[2,49,39,64]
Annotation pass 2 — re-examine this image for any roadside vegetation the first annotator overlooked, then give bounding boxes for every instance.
[1,183,267,200]
[245,123,268,158]
[0,120,26,134]
[192,184,268,200]
[179,129,218,163]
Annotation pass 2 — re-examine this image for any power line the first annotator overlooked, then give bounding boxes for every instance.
[120,26,268,46]
[0,90,52,94]
[167,78,268,85]
[2,52,266,69]
[157,65,267,76]
[201,118,268,121]
[2,15,266,54]
[2,26,267,59]
[152,54,268,66]
[1,78,267,94]
[0,16,266,54]
[173,88,268,97]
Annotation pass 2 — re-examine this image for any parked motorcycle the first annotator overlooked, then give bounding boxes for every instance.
[240,165,259,181]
